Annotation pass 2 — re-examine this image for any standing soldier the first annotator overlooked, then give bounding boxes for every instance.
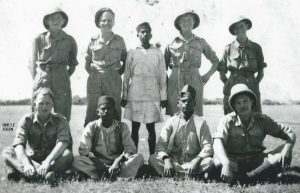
[84,8,127,126]
[165,9,219,116]
[219,16,266,114]
[29,8,78,121]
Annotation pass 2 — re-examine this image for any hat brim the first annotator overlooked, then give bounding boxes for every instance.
[229,90,257,111]
[174,12,200,31]
[43,11,68,30]
[229,18,252,35]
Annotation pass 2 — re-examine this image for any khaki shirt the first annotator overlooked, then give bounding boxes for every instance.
[78,119,136,165]
[214,112,294,160]
[165,34,219,70]
[219,39,266,73]
[13,112,72,158]
[156,113,213,164]
[85,33,127,72]
[30,31,78,77]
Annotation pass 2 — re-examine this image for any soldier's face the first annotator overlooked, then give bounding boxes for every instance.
[178,94,195,114]
[137,28,152,44]
[46,13,65,32]
[35,94,53,118]
[98,12,115,32]
[179,14,195,32]
[233,21,247,37]
[233,94,253,116]
[97,103,114,121]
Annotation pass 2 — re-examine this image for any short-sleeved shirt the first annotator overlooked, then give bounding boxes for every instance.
[214,112,293,160]
[165,34,219,70]
[85,33,127,72]
[156,113,213,164]
[13,112,72,158]
[219,39,266,73]
[78,119,136,165]
[31,31,78,74]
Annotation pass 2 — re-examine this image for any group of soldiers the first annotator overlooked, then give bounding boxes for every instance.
[1,7,296,186]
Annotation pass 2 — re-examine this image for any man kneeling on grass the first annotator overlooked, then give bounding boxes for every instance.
[149,85,214,179]
[72,96,144,180]
[2,88,73,185]
[213,83,296,184]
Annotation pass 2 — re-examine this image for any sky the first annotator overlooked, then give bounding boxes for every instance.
[0,0,299,102]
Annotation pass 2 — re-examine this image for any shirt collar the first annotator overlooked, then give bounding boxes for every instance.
[95,32,117,45]
[234,113,255,129]
[33,112,54,126]
[176,33,197,42]
[97,119,119,134]
[232,38,252,49]
[46,30,66,41]
[136,44,155,49]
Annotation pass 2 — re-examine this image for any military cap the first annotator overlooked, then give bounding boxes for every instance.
[180,85,196,99]
[98,96,115,107]
[136,22,152,32]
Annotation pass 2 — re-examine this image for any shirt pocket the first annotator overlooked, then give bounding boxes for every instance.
[46,127,57,148]
[248,129,265,149]
[246,50,258,71]
[108,42,122,62]
[189,43,202,62]
[28,126,42,147]
[227,128,245,152]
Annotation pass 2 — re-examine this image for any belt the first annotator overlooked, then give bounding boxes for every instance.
[230,70,254,77]
[38,63,67,72]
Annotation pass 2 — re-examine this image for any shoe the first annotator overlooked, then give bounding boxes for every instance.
[45,171,57,187]
[7,169,21,182]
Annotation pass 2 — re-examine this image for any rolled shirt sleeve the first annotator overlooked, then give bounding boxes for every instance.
[56,116,72,147]
[213,115,230,144]
[196,120,213,159]
[13,114,30,147]
[78,122,94,156]
[261,114,294,141]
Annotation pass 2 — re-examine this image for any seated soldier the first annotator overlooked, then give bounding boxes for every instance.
[72,96,144,180]
[2,88,73,184]
[149,85,214,179]
[213,84,296,184]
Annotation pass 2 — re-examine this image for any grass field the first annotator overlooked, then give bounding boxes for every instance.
[0,105,299,193]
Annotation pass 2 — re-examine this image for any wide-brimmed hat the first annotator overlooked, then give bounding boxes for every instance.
[174,9,200,31]
[43,7,68,29]
[229,84,257,111]
[95,8,115,28]
[229,16,252,35]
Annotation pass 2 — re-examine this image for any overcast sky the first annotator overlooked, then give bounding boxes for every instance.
[0,0,299,102]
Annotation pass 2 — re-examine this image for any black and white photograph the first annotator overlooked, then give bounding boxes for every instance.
[0,0,299,192]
